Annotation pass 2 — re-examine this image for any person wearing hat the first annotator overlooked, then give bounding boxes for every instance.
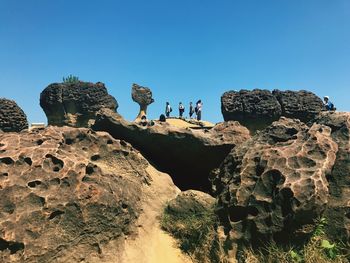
[323,96,335,111]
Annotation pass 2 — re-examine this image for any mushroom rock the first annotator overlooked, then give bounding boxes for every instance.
[221,89,324,133]
[312,111,350,241]
[131,83,154,121]
[213,117,338,254]
[0,126,183,262]
[0,98,28,132]
[40,82,118,127]
[93,108,251,192]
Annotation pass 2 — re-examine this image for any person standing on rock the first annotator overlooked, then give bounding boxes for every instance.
[196,100,203,121]
[178,102,185,118]
[189,102,194,119]
[165,102,172,118]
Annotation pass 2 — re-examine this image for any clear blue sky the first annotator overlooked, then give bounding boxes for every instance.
[0,0,349,124]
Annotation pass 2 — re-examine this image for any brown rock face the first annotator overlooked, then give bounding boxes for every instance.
[0,98,28,132]
[93,109,250,192]
[40,82,118,127]
[221,89,323,132]
[131,83,154,120]
[213,117,338,249]
[312,112,350,240]
[0,126,179,262]
[272,90,324,122]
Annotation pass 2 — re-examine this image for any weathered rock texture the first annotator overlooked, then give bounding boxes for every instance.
[312,112,350,241]
[213,117,338,251]
[131,83,154,121]
[0,98,28,132]
[221,89,323,132]
[0,126,182,262]
[40,82,118,127]
[93,109,251,192]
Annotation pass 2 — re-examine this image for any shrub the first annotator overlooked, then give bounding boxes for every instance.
[62,74,79,84]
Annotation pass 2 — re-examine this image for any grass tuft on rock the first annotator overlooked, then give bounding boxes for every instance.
[161,202,222,262]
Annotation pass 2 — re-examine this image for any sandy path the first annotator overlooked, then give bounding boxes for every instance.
[121,164,192,263]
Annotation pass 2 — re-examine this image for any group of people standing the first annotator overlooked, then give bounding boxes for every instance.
[165,100,203,120]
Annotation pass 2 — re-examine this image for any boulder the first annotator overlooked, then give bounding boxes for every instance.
[131,83,154,121]
[40,82,118,127]
[221,89,323,132]
[0,126,183,262]
[312,112,350,241]
[93,109,250,192]
[272,90,323,122]
[221,89,282,132]
[213,117,338,251]
[0,98,28,132]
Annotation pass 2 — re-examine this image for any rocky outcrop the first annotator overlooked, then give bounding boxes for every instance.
[165,190,215,216]
[93,109,250,192]
[0,98,28,132]
[0,126,183,262]
[40,82,118,127]
[131,83,154,121]
[213,117,338,253]
[272,90,324,122]
[312,112,350,241]
[221,89,323,132]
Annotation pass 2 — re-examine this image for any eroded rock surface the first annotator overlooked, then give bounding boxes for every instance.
[0,126,181,262]
[93,109,251,192]
[213,117,338,251]
[221,89,323,132]
[0,98,28,132]
[312,112,350,240]
[131,83,154,121]
[40,82,118,127]
[272,90,323,122]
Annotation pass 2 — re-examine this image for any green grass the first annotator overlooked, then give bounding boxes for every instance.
[243,218,350,263]
[160,203,224,262]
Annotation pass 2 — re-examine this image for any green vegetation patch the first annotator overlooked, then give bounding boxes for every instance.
[161,201,222,262]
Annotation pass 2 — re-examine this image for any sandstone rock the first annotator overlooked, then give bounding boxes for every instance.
[40,82,118,127]
[166,190,215,216]
[221,89,282,132]
[312,112,350,241]
[0,98,28,132]
[221,89,323,132]
[272,90,323,123]
[131,83,154,121]
[213,117,338,249]
[0,126,182,262]
[93,109,250,192]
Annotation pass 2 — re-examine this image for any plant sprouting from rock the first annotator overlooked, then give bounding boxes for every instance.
[63,74,79,84]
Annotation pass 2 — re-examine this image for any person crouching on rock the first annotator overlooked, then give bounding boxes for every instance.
[178,102,185,118]
[323,96,336,111]
[165,102,172,118]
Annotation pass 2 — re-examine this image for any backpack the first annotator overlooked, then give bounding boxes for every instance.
[328,102,335,111]
[170,107,172,112]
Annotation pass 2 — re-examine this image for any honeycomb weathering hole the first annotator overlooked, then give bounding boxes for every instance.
[0,157,14,165]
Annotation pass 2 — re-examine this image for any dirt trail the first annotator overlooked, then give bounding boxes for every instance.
[121,163,192,263]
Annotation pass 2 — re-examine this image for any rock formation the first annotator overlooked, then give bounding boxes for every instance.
[0,98,28,132]
[272,90,324,122]
[213,117,338,253]
[131,83,154,121]
[221,89,323,132]
[312,112,350,241]
[40,82,118,127]
[0,126,187,262]
[93,108,250,192]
